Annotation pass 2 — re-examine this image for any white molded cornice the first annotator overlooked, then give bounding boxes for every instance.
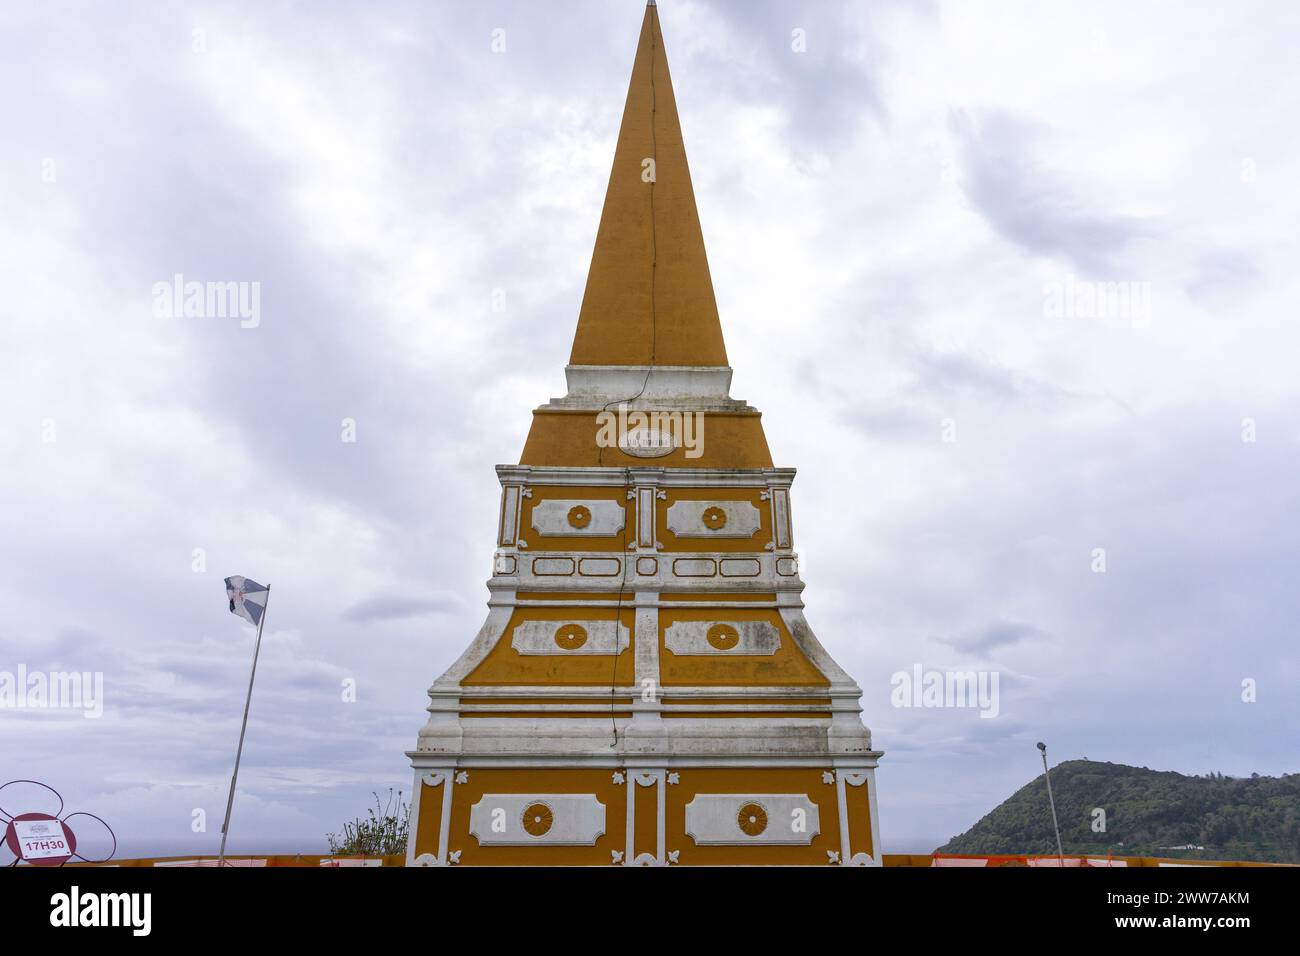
[538,364,754,412]
[495,464,797,487]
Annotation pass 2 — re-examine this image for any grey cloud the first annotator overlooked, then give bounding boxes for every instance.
[706,0,895,147]
[949,109,1155,276]
[933,621,1053,654]
[341,592,462,622]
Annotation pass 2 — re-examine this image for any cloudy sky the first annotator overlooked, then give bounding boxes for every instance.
[2,0,1297,858]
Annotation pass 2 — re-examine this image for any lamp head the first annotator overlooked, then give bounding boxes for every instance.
[1036,741,1047,753]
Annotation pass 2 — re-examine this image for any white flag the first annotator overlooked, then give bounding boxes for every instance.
[224,576,268,627]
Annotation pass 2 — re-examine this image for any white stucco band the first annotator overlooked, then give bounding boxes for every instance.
[540,365,755,411]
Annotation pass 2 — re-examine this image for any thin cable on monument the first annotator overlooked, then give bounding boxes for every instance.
[597,10,660,461]
[607,10,660,747]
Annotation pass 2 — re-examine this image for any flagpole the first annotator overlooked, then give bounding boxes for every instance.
[218,584,269,867]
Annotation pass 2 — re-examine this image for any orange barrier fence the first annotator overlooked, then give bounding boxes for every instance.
[64,854,407,867]
[884,853,1293,868]
[50,852,1293,868]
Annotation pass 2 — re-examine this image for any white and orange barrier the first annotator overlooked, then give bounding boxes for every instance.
[882,852,1287,868]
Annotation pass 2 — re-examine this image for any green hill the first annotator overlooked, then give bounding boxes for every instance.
[937,760,1300,863]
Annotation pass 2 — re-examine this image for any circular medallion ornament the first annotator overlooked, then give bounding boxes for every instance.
[521,802,554,837]
[554,623,589,650]
[618,426,676,458]
[737,802,768,837]
[706,623,740,650]
[567,505,592,529]
[702,506,728,530]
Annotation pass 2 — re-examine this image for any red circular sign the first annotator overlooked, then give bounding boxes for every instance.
[4,812,76,867]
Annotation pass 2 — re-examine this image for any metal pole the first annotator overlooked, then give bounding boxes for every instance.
[218,584,270,866]
[1037,741,1065,865]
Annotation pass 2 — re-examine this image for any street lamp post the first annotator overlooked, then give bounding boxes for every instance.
[1037,741,1065,865]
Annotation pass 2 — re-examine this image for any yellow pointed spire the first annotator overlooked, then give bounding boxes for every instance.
[568,1,728,368]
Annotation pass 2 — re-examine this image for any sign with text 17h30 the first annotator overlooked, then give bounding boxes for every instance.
[15,818,71,862]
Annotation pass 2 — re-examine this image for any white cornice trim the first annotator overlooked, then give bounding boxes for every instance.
[539,364,754,412]
[407,752,885,769]
[494,465,797,487]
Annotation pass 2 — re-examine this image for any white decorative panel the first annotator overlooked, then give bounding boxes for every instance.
[531,499,626,536]
[665,500,762,538]
[469,794,606,845]
[719,558,761,577]
[494,553,517,575]
[672,558,716,577]
[771,488,792,549]
[532,557,575,576]
[775,557,799,576]
[511,619,630,655]
[684,794,820,845]
[635,556,658,575]
[499,486,521,546]
[578,557,621,577]
[636,488,656,547]
[663,620,781,656]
